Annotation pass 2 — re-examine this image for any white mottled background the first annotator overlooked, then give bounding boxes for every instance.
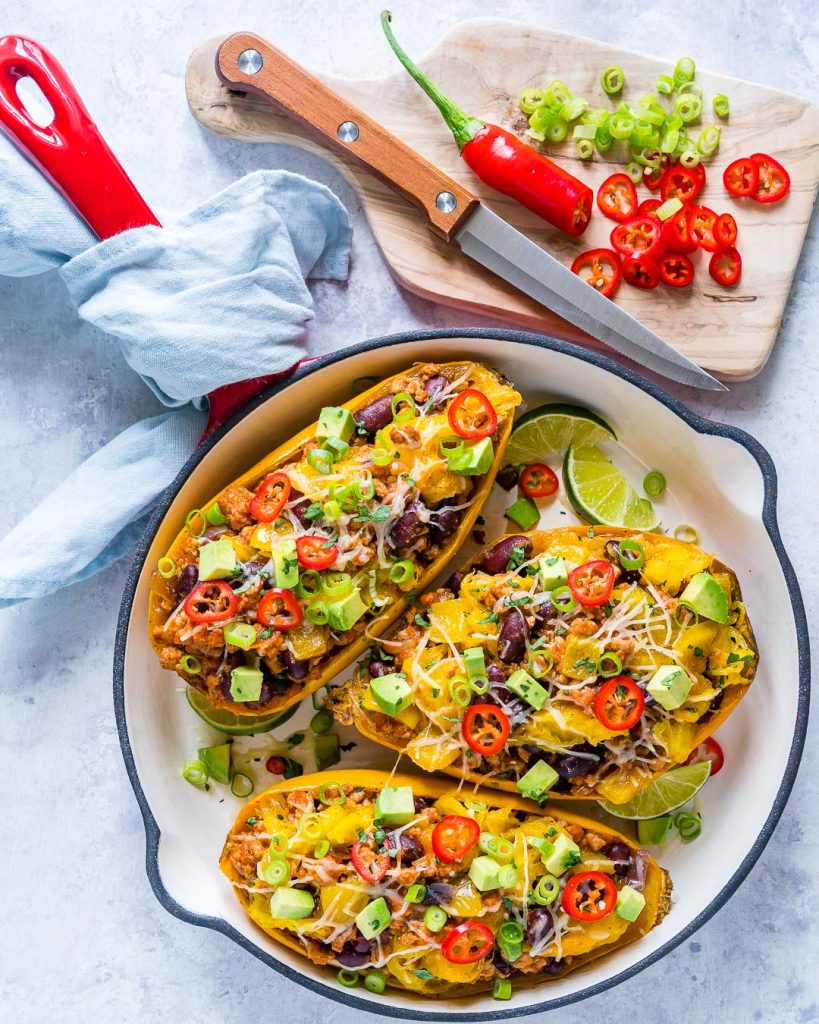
[1,1,816,1021]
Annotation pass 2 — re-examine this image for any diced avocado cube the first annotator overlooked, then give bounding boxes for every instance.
[646,664,692,711]
[516,760,559,802]
[448,437,494,476]
[505,496,539,531]
[374,785,415,826]
[369,673,413,716]
[272,538,300,589]
[463,647,486,681]
[507,669,548,710]
[223,621,257,651]
[468,855,502,892]
[197,742,231,785]
[637,815,673,846]
[355,896,391,939]
[229,665,264,702]
[325,588,367,632]
[317,406,356,443]
[538,555,569,591]
[615,885,646,922]
[539,833,582,876]
[198,538,237,581]
[678,572,729,624]
[269,887,315,920]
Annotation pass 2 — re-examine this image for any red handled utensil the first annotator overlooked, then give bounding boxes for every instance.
[0,34,305,436]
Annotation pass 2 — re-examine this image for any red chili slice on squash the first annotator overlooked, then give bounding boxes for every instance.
[184,580,238,624]
[462,704,510,757]
[249,471,291,523]
[723,157,759,198]
[662,206,697,255]
[561,871,618,922]
[621,254,661,289]
[296,535,338,570]
[350,840,390,883]
[447,389,498,440]
[519,463,559,498]
[688,206,719,251]
[567,560,616,607]
[440,921,495,964]
[257,588,304,629]
[596,173,638,222]
[570,248,622,298]
[714,213,738,249]
[659,252,694,288]
[432,815,481,863]
[709,246,742,287]
[686,736,725,776]
[750,153,790,204]
[594,675,646,731]
[611,216,664,261]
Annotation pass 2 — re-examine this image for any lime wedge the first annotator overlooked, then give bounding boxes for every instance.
[186,686,300,736]
[599,762,711,820]
[505,403,615,464]
[564,445,659,530]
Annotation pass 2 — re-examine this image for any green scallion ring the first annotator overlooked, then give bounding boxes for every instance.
[679,148,701,169]
[260,856,290,886]
[499,920,524,944]
[352,375,381,395]
[298,813,325,842]
[546,119,568,143]
[318,781,347,806]
[389,559,414,584]
[468,675,490,696]
[423,906,447,933]
[674,523,700,544]
[391,391,416,423]
[498,865,519,889]
[230,772,254,798]
[371,448,392,468]
[405,883,427,904]
[673,601,700,627]
[572,123,597,141]
[673,56,696,86]
[600,64,625,95]
[608,113,634,139]
[675,94,703,124]
[551,586,578,613]
[337,969,359,988]
[181,759,209,789]
[306,602,329,626]
[576,138,594,160]
[322,571,353,598]
[618,539,645,570]
[364,970,387,995]
[597,651,623,678]
[205,502,227,526]
[438,435,464,458]
[268,833,288,855]
[674,810,702,842]
[561,96,588,121]
[518,88,548,114]
[492,978,512,1001]
[307,448,334,475]
[643,470,666,497]
[712,93,730,119]
[180,654,202,675]
[697,125,721,156]
[479,833,514,863]
[532,873,561,906]
[314,839,330,858]
[322,499,342,521]
[656,73,675,95]
[296,569,323,599]
[464,798,487,815]
[310,709,334,735]
[449,677,472,708]
[594,125,614,153]
[322,436,350,462]
[528,650,555,679]
[660,128,680,154]
[544,79,572,106]
[625,161,643,184]
[157,556,177,579]
[185,508,206,538]
[355,475,376,501]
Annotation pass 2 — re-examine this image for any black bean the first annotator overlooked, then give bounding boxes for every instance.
[497,608,527,663]
[555,741,600,779]
[603,539,642,585]
[447,570,465,591]
[354,395,393,434]
[336,937,372,968]
[281,648,309,681]
[482,535,533,575]
[604,841,632,879]
[496,464,520,492]
[429,507,459,544]
[413,796,431,812]
[389,503,426,550]
[368,659,391,678]
[525,906,555,946]
[424,374,448,400]
[543,958,564,976]
[384,831,423,862]
[176,564,198,597]
[492,948,513,977]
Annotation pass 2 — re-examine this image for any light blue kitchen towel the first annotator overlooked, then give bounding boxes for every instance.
[0,140,351,607]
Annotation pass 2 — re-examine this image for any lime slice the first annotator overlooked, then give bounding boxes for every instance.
[186,686,300,736]
[599,762,711,820]
[564,445,660,530]
[505,403,615,464]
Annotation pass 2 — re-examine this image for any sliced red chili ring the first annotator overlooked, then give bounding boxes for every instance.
[432,815,481,863]
[561,871,618,922]
[265,756,286,775]
[660,161,705,204]
[184,580,238,624]
[686,736,725,776]
[643,165,664,192]
[714,212,738,249]
[750,153,790,204]
[296,535,338,570]
[610,215,664,261]
[257,587,304,629]
[621,254,660,289]
[637,198,662,217]
[594,675,646,731]
[462,704,510,757]
[249,471,291,523]
[440,921,495,964]
[662,206,697,255]
[596,173,638,223]
[350,839,390,883]
[723,157,759,198]
[447,389,498,440]
[519,462,559,498]
[567,560,616,607]
[709,246,742,287]
[688,206,719,252]
[659,252,694,288]
[570,248,622,299]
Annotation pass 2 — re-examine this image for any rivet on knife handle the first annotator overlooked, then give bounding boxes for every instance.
[215,32,480,242]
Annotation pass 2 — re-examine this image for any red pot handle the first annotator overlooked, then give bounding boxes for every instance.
[0,34,302,435]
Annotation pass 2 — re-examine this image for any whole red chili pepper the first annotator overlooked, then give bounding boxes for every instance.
[382,12,593,237]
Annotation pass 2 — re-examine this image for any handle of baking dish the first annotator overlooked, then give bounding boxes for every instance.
[214,31,480,242]
[0,34,160,238]
[204,358,316,438]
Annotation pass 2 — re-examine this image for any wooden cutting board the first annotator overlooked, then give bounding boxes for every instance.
[186,19,819,380]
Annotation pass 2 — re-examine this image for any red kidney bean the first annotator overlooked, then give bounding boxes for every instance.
[368,659,392,678]
[497,608,527,662]
[482,535,533,575]
[176,564,198,597]
[389,503,427,550]
[354,395,393,434]
[429,506,459,543]
[603,841,632,879]
[424,374,449,400]
[383,831,423,862]
[525,906,555,945]
[281,648,308,680]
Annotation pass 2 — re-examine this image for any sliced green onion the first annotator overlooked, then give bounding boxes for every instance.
[307,448,333,475]
[311,709,334,735]
[322,436,350,462]
[674,601,700,627]
[364,970,387,994]
[499,920,524,944]
[479,833,514,863]
[561,96,588,121]
[643,471,666,497]
[696,125,721,156]
[318,781,346,806]
[677,81,703,97]
[674,810,702,842]
[551,586,578,613]
[532,873,560,906]
[389,559,414,584]
[492,978,512,1001]
[306,602,330,626]
[423,906,447,932]
[298,813,325,841]
[371,448,392,468]
[518,88,547,114]
[618,539,645,570]
[464,798,487,816]
[625,161,643,184]
[498,865,519,889]
[712,93,730,118]
[391,391,416,425]
[572,123,597,140]
[594,125,614,153]
[545,79,572,106]
[449,677,472,707]
[259,856,290,886]
[355,475,375,501]
[528,649,555,679]
[438,435,464,458]
[352,375,380,395]
[665,112,684,131]
[185,509,206,538]
[268,833,288,855]
[322,499,342,522]
[660,128,680,154]
[406,883,427,904]
[469,675,489,696]
[296,569,323,599]
[182,759,209,789]
[230,772,254,798]
[675,94,703,124]
[529,103,560,134]
[546,119,568,143]
[576,138,594,160]
[600,65,625,95]
[585,106,609,127]
[656,73,674,95]
[656,197,683,221]
[674,523,700,544]
[205,502,227,526]
[597,651,623,678]
[314,839,330,858]
[330,483,358,510]
[322,571,353,598]
[337,969,359,988]
[608,113,634,139]
[636,105,665,127]
[180,654,202,675]
[673,56,696,86]
[157,556,177,579]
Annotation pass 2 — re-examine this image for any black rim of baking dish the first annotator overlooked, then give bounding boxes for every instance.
[114,327,810,1020]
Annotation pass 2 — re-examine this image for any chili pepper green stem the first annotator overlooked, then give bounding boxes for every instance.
[381,11,484,151]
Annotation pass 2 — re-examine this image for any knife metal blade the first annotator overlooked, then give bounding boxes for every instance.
[456,204,726,391]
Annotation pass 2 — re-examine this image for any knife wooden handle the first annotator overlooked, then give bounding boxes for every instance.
[215,31,479,242]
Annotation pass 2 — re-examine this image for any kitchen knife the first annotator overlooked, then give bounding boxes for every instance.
[214,31,725,391]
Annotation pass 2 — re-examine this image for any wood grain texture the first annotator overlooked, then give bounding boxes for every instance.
[186,19,819,379]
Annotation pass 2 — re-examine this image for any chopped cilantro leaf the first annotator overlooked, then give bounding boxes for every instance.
[414,614,431,628]
[304,502,323,521]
